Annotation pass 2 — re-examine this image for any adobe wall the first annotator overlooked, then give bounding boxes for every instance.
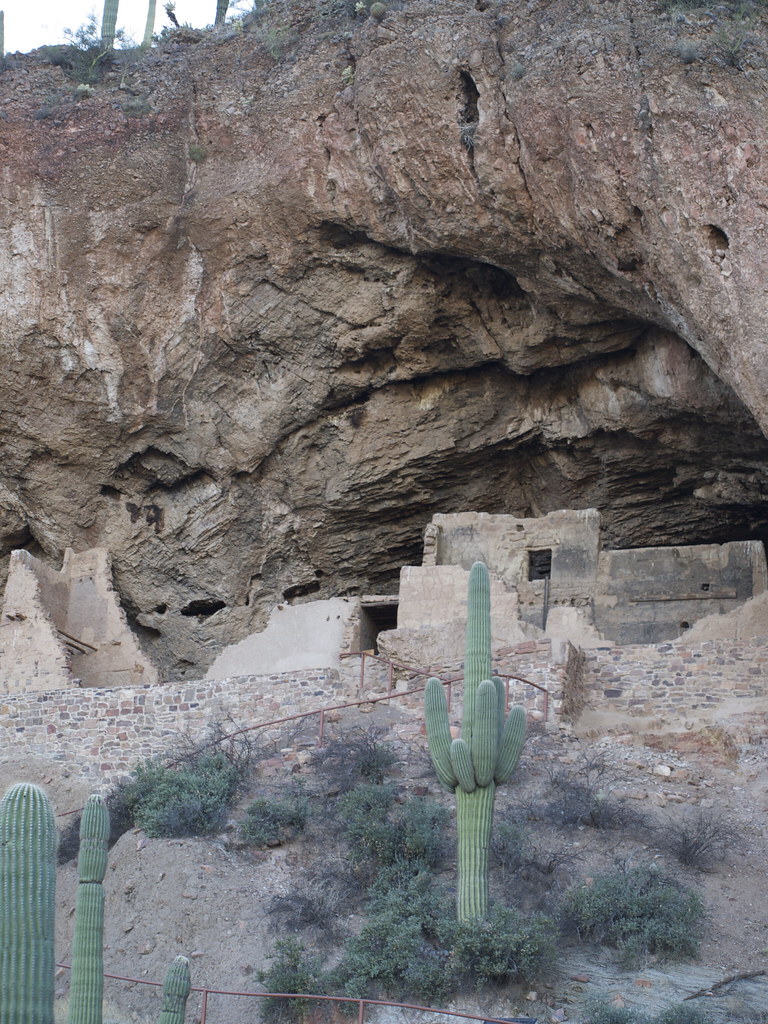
[0,548,158,693]
[409,510,767,646]
[594,540,768,644]
[0,552,72,694]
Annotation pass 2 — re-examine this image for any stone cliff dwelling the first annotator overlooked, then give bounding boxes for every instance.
[1,509,765,697]
[379,509,767,665]
[0,548,158,694]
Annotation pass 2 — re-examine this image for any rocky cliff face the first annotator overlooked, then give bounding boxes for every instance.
[1,0,767,677]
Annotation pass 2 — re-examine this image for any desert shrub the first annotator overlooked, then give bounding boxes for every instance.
[268,875,353,938]
[124,752,241,837]
[41,15,122,83]
[537,752,647,832]
[333,869,454,1003]
[656,806,740,871]
[490,819,529,874]
[240,789,308,847]
[338,784,448,871]
[447,903,557,987]
[309,728,398,791]
[57,811,83,864]
[582,997,645,1024]
[654,1006,712,1024]
[258,939,331,1024]
[563,864,704,966]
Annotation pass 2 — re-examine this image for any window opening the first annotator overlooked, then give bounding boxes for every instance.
[528,549,552,581]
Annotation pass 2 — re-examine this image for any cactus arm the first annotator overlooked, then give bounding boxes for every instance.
[472,680,498,787]
[449,738,476,793]
[495,705,527,784]
[101,0,120,48]
[424,677,458,791]
[462,562,492,745]
[67,794,110,1024]
[157,956,192,1024]
[0,782,57,1024]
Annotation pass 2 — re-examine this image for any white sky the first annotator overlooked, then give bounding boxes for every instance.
[4,0,245,55]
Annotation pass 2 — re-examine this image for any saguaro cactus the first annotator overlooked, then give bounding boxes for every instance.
[67,795,110,1024]
[424,561,526,920]
[214,0,229,26]
[142,0,157,46]
[157,956,192,1024]
[100,0,120,49]
[0,782,57,1024]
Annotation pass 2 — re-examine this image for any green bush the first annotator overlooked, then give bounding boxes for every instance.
[582,997,645,1024]
[240,790,308,847]
[563,864,704,966]
[124,752,241,838]
[337,784,448,870]
[582,998,712,1024]
[258,939,331,1024]
[654,1006,711,1024]
[447,903,557,987]
[333,870,454,1003]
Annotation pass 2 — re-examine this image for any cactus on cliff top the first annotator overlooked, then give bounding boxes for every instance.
[142,0,157,47]
[157,956,192,1024]
[0,782,57,1024]
[215,0,229,26]
[100,0,120,48]
[424,562,526,920]
[67,795,110,1024]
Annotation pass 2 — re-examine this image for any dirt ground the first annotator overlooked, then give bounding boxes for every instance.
[2,708,767,1024]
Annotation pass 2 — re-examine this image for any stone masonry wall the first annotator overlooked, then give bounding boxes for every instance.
[0,670,344,787]
[2,638,767,792]
[578,638,768,734]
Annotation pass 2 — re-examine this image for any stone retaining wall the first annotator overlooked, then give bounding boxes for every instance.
[0,670,344,786]
[578,638,768,734]
[2,637,767,789]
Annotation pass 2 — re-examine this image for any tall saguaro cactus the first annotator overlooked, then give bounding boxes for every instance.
[214,0,229,26]
[142,0,157,47]
[101,0,120,49]
[67,795,110,1024]
[424,562,526,920]
[157,956,192,1024]
[0,782,57,1024]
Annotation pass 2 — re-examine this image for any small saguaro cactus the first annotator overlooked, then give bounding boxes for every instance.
[424,561,526,921]
[100,0,120,49]
[157,956,192,1024]
[0,782,57,1024]
[67,795,110,1024]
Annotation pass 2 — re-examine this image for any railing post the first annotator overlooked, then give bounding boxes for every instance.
[318,708,325,745]
[387,661,393,703]
[359,653,365,692]
[505,676,510,712]
[201,988,209,1024]
[358,999,365,1024]
[446,680,452,711]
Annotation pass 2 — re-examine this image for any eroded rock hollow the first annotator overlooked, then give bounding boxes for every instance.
[1,0,767,676]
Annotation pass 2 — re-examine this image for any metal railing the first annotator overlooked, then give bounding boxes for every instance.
[55,965,537,1024]
[340,650,550,721]
[54,652,549,817]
